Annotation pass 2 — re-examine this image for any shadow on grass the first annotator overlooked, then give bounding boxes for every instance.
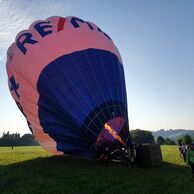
[0,155,194,194]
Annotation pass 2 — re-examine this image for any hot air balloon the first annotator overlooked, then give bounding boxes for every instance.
[6,16,130,157]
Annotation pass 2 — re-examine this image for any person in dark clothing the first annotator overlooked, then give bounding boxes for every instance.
[103,146,111,166]
[135,144,144,167]
[125,138,136,164]
[129,143,136,164]
[126,137,132,148]
[91,143,103,164]
[91,143,98,164]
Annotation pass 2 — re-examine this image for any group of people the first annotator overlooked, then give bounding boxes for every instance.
[91,140,144,167]
[179,142,194,178]
[91,140,194,178]
[126,142,144,166]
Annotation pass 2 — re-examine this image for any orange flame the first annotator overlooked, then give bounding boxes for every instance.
[104,123,126,146]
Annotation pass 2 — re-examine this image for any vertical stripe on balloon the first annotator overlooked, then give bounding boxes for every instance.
[57,17,66,32]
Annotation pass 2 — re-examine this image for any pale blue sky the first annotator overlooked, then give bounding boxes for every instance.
[0,0,194,136]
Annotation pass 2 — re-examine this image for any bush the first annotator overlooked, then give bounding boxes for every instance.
[165,138,176,145]
[182,135,192,145]
[157,136,165,145]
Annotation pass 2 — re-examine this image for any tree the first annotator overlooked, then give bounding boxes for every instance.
[20,134,39,146]
[182,135,192,145]
[177,137,183,145]
[130,129,155,144]
[156,136,165,145]
[165,138,176,145]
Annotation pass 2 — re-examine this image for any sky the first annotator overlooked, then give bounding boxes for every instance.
[0,0,194,136]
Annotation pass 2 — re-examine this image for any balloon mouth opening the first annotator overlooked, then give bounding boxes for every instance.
[96,116,125,146]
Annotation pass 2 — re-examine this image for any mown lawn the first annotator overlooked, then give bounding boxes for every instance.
[0,145,193,194]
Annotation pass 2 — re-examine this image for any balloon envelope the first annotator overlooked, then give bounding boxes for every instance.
[6,16,130,157]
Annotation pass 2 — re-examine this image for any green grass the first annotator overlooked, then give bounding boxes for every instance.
[0,145,193,194]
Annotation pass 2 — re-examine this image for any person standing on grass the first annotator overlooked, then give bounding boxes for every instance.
[135,143,144,167]
[91,143,98,164]
[91,143,104,165]
[181,143,187,162]
[98,146,111,166]
[187,143,194,179]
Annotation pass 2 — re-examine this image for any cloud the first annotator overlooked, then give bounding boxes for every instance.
[0,0,33,59]
[0,0,71,61]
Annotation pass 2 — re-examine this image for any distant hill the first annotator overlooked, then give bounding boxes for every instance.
[152,129,194,141]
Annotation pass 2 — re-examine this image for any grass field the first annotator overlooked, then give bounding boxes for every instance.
[0,145,193,194]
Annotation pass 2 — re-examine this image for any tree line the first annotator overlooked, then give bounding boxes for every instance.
[156,134,194,145]
[131,129,194,145]
[1,129,192,147]
[0,131,39,146]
